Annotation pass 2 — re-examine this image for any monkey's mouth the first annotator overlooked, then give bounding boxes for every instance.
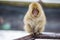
[32,8,39,17]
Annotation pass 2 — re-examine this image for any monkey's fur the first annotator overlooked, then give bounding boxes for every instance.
[24,2,46,35]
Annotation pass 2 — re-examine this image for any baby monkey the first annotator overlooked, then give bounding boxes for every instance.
[23,2,46,36]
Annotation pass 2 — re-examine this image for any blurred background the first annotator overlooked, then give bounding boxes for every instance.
[0,0,60,40]
[0,0,60,33]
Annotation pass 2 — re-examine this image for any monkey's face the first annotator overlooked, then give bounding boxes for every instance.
[28,2,42,18]
[32,8,39,17]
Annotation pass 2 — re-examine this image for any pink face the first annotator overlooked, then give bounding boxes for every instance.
[32,8,39,17]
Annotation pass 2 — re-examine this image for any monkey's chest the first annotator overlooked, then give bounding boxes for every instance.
[32,18,40,26]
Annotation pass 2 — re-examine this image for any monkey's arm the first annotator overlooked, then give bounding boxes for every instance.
[24,15,34,27]
[24,16,34,33]
[35,20,46,33]
[24,15,32,24]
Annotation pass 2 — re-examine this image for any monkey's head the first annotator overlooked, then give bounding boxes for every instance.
[28,2,43,18]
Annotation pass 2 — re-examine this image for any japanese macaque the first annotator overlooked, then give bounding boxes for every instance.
[23,2,46,35]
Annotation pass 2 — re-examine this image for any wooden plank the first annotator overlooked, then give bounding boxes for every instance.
[15,33,60,40]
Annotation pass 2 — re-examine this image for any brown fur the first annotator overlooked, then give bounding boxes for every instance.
[23,2,46,34]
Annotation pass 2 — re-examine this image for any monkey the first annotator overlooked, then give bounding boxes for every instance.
[23,2,46,36]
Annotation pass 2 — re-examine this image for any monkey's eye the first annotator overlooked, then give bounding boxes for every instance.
[32,8,39,16]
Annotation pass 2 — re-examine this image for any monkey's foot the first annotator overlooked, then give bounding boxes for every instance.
[32,33,37,38]
[32,32,42,38]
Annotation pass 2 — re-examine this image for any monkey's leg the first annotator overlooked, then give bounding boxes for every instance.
[39,26,45,33]
[36,26,45,36]
[35,22,45,35]
[24,24,33,34]
[24,24,36,39]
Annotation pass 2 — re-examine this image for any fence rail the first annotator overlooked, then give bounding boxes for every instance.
[0,1,60,8]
